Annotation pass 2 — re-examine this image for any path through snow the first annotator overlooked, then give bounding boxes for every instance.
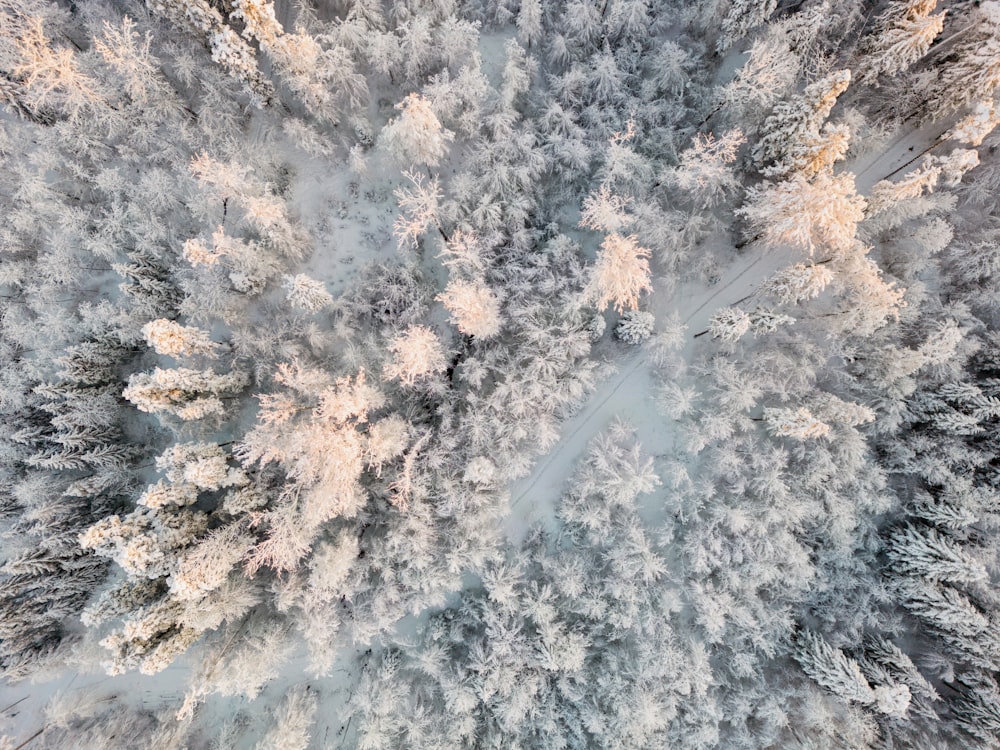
[504,238,786,541]
[503,119,950,542]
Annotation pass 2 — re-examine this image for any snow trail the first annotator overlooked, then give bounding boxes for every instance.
[504,118,949,541]
[504,240,784,540]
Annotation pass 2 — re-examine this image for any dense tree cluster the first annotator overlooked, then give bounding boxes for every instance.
[0,0,998,747]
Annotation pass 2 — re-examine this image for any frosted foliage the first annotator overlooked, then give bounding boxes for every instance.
[928,148,980,188]
[836,255,907,336]
[123,367,249,421]
[753,69,851,178]
[437,278,503,338]
[183,227,282,295]
[207,32,269,101]
[764,407,832,440]
[948,100,1000,146]
[739,172,866,254]
[720,34,799,116]
[93,17,166,106]
[309,529,359,600]
[670,130,745,206]
[14,18,103,119]
[858,0,946,85]
[579,185,630,232]
[437,231,486,275]
[189,153,252,197]
[146,0,270,102]
[383,325,447,385]
[873,684,911,718]
[136,628,200,675]
[718,0,779,51]
[80,509,208,579]
[501,39,533,108]
[918,320,964,366]
[748,308,795,336]
[764,263,835,304]
[886,524,988,584]
[517,0,543,47]
[365,414,410,472]
[169,524,252,601]
[238,368,387,572]
[586,312,607,341]
[929,4,1000,116]
[708,307,751,342]
[660,381,701,422]
[254,687,317,750]
[866,159,943,215]
[189,156,297,254]
[379,93,454,167]
[283,274,333,312]
[231,0,283,43]
[393,171,442,248]
[138,480,199,510]
[813,394,876,428]
[464,456,497,484]
[82,580,162,628]
[615,310,655,345]
[208,622,293,700]
[182,236,219,267]
[142,319,219,358]
[795,630,876,705]
[156,443,248,491]
[770,123,851,180]
[586,233,653,313]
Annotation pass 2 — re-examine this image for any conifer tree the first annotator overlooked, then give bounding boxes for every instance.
[380,93,455,167]
[926,3,1000,118]
[857,0,946,86]
[586,233,653,314]
[753,69,852,179]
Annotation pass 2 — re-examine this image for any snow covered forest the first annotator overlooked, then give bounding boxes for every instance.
[1,0,999,746]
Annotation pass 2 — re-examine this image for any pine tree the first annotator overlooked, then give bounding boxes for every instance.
[794,629,877,705]
[141,319,221,358]
[927,3,1000,119]
[517,0,543,48]
[707,307,751,342]
[738,171,866,255]
[437,279,503,338]
[379,93,455,167]
[615,310,655,345]
[667,130,746,208]
[885,524,987,585]
[146,0,273,105]
[383,325,448,385]
[856,0,946,86]
[952,671,1000,746]
[393,170,444,249]
[752,69,852,179]
[585,233,653,314]
[282,274,333,313]
[717,0,779,52]
[123,367,249,421]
